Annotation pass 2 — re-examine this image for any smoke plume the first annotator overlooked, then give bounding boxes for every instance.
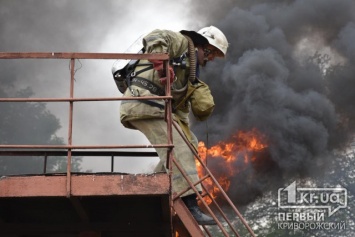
[189,0,355,204]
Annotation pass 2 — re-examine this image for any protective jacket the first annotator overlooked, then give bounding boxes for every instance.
[120,29,193,130]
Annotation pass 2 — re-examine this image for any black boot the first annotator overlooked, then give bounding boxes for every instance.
[182,194,217,225]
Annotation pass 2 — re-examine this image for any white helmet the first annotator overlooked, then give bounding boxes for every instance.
[198,26,229,57]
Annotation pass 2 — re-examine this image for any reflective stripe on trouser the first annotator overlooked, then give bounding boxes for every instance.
[129,119,202,197]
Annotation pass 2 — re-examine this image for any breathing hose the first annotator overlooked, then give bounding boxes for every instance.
[183,35,197,83]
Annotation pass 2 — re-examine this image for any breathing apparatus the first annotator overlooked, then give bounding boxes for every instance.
[111,26,228,94]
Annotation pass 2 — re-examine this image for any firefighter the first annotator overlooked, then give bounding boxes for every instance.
[120,26,228,225]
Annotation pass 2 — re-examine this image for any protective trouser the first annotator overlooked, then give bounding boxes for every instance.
[129,119,202,197]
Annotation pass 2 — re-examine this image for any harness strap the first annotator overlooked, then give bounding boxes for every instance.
[121,99,165,110]
[131,77,165,96]
[126,63,153,96]
[140,99,165,110]
[126,63,166,110]
[131,63,153,76]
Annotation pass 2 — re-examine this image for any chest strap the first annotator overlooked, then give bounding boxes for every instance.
[126,63,166,110]
[130,76,165,96]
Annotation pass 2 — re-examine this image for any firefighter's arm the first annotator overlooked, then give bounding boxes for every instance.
[143,30,183,84]
[143,29,187,58]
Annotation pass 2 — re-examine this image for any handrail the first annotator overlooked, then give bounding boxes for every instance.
[0,52,168,60]
[0,96,172,102]
[0,52,172,199]
[0,52,256,237]
[0,150,158,156]
[0,150,159,175]
[0,144,174,149]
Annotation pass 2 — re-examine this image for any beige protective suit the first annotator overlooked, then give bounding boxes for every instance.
[120,29,204,197]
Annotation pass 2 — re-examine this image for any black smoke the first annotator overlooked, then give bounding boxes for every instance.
[190,0,355,204]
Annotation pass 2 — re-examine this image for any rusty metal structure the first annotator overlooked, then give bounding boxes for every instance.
[0,52,256,237]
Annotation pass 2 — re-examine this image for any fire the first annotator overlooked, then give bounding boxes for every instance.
[196,129,267,204]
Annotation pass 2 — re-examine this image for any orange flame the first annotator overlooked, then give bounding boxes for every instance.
[197,129,267,204]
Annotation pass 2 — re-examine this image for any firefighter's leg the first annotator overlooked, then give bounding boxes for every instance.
[129,118,201,196]
[129,119,216,225]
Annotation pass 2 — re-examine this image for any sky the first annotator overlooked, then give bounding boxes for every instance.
[1,0,355,204]
[189,0,355,203]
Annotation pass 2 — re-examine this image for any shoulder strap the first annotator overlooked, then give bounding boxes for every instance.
[174,80,199,110]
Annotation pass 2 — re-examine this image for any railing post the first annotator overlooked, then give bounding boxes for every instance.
[43,152,48,174]
[66,58,75,197]
[163,57,175,233]
[164,58,174,174]
[111,155,114,172]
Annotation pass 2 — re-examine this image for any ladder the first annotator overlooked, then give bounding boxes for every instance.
[170,120,256,237]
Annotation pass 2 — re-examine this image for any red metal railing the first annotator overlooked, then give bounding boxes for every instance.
[0,52,173,198]
[0,52,256,237]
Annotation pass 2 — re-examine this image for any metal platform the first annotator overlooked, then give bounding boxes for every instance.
[0,173,171,237]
